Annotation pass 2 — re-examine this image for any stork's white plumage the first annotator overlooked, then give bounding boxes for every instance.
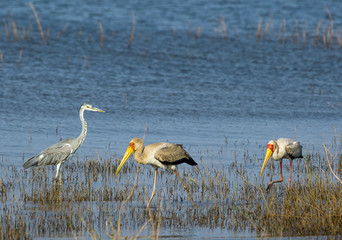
[115,137,197,207]
[260,138,303,190]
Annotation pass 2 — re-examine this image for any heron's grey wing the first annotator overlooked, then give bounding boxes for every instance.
[154,144,197,166]
[285,142,303,158]
[23,138,75,168]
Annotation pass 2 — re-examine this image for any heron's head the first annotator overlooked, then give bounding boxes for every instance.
[260,140,276,177]
[115,138,143,177]
[80,103,105,112]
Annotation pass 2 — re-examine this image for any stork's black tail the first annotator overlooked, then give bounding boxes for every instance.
[186,157,198,166]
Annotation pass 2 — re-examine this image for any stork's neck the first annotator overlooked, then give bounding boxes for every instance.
[133,146,145,164]
[77,108,87,148]
[272,142,281,160]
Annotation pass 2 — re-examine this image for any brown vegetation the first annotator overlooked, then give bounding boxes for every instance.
[0,141,341,239]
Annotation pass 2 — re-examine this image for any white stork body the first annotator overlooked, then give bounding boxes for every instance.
[115,137,197,207]
[138,142,178,170]
[260,138,303,190]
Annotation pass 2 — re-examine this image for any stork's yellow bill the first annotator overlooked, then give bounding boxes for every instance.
[115,144,134,176]
[260,144,274,177]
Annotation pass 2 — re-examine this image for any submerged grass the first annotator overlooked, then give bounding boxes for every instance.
[0,140,341,239]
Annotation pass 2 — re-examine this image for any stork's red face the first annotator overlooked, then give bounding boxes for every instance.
[267,144,274,152]
[129,142,135,151]
[260,143,275,177]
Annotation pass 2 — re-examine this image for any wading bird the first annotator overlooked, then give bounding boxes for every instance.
[260,138,303,190]
[23,103,105,185]
[115,137,197,207]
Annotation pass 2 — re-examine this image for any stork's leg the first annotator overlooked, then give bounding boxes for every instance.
[147,168,158,208]
[266,160,283,191]
[174,170,195,206]
[288,160,293,188]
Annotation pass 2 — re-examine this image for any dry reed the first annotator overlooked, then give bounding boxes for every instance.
[0,51,3,67]
[1,6,342,52]
[18,48,23,68]
[1,139,340,239]
[256,18,262,41]
[29,2,45,43]
[128,12,136,49]
[98,22,105,48]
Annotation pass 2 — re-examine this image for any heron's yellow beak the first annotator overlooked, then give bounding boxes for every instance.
[115,145,134,177]
[260,148,273,177]
[92,107,105,112]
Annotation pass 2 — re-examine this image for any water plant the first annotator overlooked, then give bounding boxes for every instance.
[0,139,341,239]
[1,4,342,50]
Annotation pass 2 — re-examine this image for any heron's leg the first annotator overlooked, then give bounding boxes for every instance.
[174,170,195,206]
[266,160,283,191]
[55,163,62,185]
[55,163,61,179]
[147,168,158,208]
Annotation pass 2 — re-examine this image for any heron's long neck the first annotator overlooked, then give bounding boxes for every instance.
[77,108,87,148]
[134,146,145,164]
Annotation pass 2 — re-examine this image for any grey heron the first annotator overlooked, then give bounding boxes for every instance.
[23,103,105,185]
[260,138,303,190]
[115,137,197,207]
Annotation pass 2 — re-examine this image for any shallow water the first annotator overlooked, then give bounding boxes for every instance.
[0,0,342,239]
